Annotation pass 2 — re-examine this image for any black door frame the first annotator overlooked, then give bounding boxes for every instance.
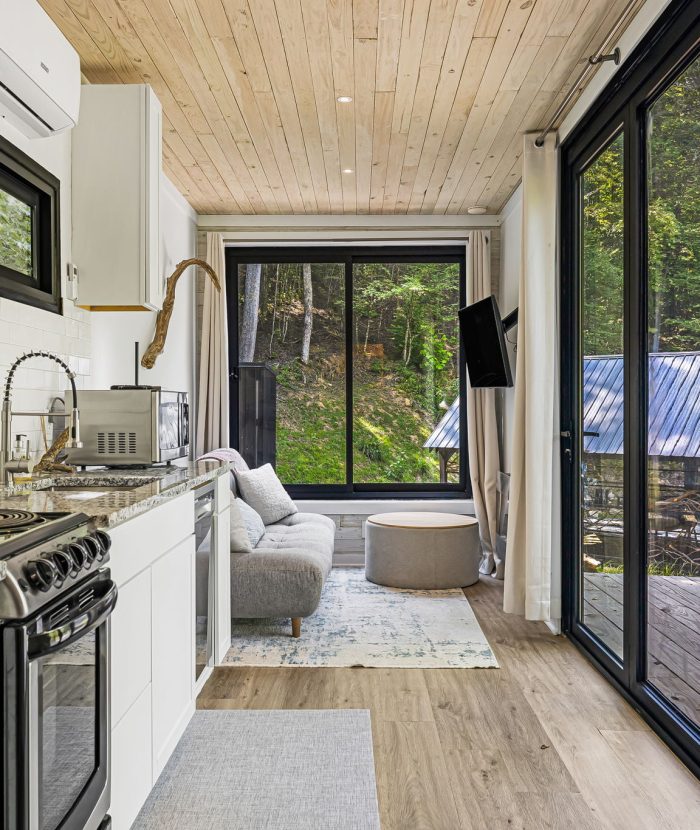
[225,245,469,499]
[561,0,700,776]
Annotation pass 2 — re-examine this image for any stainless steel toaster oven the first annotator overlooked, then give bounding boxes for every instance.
[64,387,189,466]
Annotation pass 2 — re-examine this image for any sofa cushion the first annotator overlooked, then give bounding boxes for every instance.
[230,494,253,553]
[235,463,298,525]
[237,499,266,548]
[230,548,329,619]
[230,512,335,619]
[273,511,336,534]
[256,513,334,578]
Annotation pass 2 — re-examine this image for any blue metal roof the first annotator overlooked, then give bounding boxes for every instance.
[424,397,459,450]
[425,352,700,458]
[583,352,700,457]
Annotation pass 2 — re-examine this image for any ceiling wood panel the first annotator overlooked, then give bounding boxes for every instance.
[40,0,644,214]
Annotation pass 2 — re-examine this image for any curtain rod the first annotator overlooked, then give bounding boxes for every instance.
[534,0,641,147]
[215,233,495,246]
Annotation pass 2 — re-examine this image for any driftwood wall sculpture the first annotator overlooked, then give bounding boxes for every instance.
[141,258,221,370]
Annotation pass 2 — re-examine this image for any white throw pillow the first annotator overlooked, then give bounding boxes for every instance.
[235,464,298,525]
[237,498,266,548]
[230,494,253,553]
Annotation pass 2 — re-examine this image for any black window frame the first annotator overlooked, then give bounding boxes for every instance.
[0,136,61,315]
[561,0,700,778]
[226,245,470,499]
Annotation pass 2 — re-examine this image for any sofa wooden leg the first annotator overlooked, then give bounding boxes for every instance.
[291,617,301,638]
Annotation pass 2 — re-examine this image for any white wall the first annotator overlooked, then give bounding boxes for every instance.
[89,175,197,405]
[0,120,91,457]
[498,184,521,474]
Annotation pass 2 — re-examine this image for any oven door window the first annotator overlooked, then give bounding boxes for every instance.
[35,630,98,830]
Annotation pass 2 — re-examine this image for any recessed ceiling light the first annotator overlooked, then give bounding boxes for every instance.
[343,168,354,173]
[337,95,353,103]
[467,206,487,215]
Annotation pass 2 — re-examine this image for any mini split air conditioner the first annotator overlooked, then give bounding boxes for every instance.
[0,0,80,139]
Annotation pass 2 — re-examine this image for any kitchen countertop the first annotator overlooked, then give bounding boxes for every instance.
[0,460,230,528]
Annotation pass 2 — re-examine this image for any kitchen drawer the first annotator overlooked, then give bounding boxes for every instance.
[108,491,195,585]
[111,568,151,728]
[110,684,152,830]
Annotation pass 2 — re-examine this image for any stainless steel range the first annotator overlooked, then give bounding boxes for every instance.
[0,509,117,830]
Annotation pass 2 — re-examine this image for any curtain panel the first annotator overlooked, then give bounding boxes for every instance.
[196,232,229,456]
[466,230,503,578]
[503,133,561,623]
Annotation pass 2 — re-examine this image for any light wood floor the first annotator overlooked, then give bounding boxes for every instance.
[199,576,700,829]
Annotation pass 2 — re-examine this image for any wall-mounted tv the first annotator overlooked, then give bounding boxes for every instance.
[459,295,515,388]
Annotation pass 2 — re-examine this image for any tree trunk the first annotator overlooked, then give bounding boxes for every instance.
[269,264,280,357]
[301,263,313,364]
[240,263,261,363]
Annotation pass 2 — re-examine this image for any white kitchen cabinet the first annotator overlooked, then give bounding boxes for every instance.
[110,567,151,728]
[106,471,229,823]
[110,685,152,830]
[107,490,195,824]
[151,535,195,779]
[72,84,163,310]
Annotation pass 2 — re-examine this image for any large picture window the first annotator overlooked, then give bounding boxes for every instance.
[226,247,467,497]
[0,137,60,314]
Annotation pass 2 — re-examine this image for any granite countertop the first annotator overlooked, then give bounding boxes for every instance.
[0,459,230,528]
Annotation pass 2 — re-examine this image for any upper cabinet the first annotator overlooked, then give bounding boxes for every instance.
[72,84,163,311]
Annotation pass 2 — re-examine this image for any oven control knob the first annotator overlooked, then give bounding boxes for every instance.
[63,542,87,572]
[48,549,73,581]
[93,530,112,559]
[24,558,58,592]
[80,535,101,566]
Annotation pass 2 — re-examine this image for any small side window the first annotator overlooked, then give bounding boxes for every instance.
[0,137,60,314]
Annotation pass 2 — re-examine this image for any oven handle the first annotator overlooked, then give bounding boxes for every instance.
[27,581,118,659]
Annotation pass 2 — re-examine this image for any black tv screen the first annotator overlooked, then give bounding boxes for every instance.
[459,295,514,388]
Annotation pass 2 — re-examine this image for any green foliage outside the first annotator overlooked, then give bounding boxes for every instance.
[581,58,700,579]
[583,57,700,355]
[0,187,33,277]
[239,260,460,485]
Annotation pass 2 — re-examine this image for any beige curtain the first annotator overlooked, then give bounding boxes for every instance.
[466,230,502,578]
[196,232,229,455]
[503,133,561,623]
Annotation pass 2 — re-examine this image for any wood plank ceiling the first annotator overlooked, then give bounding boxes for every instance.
[39,0,642,215]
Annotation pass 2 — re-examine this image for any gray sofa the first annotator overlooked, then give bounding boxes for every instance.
[230,510,335,638]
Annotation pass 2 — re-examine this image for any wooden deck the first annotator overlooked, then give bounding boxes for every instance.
[584,572,700,725]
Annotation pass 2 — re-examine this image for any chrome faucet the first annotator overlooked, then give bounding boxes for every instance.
[1,351,82,485]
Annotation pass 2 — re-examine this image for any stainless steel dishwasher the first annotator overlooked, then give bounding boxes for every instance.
[193,481,216,688]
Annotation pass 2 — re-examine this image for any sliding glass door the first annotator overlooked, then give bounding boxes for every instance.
[645,55,700,728]
[562,0,700,773]
[577,130,626,661]
[226,247,467,498]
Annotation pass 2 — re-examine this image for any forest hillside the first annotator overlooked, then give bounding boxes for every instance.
[236,260,461,485]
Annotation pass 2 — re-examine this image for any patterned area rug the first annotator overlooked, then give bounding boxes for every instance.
[223,567,498,668]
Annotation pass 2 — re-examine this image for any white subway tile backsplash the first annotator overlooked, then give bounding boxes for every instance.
[0,296,91,460]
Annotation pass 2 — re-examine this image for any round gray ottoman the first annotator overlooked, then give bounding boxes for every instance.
[365,512,481,589]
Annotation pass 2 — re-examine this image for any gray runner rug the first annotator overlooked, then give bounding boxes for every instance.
[132,709,381,830]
